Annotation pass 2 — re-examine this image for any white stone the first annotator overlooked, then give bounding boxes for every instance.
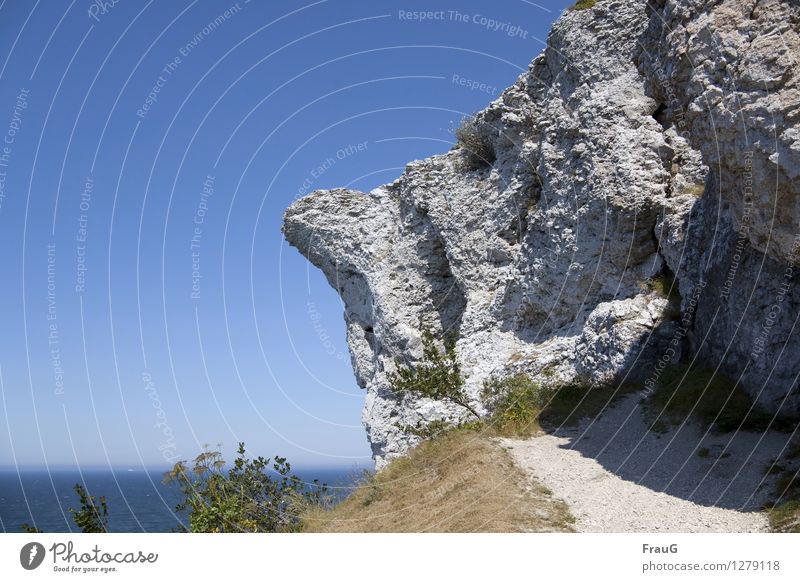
[284,0,800,466]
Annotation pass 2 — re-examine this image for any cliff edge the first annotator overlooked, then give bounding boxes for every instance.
[283,0,800,467]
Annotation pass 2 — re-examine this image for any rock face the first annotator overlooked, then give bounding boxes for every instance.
[283,0,800,467]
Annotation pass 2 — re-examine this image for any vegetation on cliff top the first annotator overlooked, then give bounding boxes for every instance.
[164,442,329,532]
[452,114,496,169]
[571,0,597,10]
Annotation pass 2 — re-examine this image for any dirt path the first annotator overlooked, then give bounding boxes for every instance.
[500,394,792,533]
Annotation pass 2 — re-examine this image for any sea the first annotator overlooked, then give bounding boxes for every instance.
[0,467,367,533]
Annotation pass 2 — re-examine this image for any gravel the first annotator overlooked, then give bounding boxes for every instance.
[501,394,795,533]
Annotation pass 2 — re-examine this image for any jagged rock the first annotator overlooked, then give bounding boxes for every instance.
[283,0,800,467]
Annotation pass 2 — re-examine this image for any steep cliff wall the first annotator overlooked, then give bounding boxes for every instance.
[283,0,800,467]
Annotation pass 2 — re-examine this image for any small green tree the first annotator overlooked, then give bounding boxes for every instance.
[387,327,479,418]
[164,442,329,532]
[21,483,108,533]
[70,484,109,533]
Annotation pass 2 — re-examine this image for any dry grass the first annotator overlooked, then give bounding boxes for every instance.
[685,182,706,198]
[301,430,574,532]
[768,501,800,533]
[453,115,495,169]
[766,453,800,532]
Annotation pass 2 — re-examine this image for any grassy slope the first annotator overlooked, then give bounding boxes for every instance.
[302,366,800,532]
[301,430,574,533]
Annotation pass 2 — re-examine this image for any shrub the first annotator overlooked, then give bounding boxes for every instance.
[387,327,479,419]
[453,115,495,169]
[482,374,548,436]
[164,442,329,532]
[571,0,596,10]
[360,471,383,507]
[481,374,632,436]
[70,483,109,533]
[22,483,108,533]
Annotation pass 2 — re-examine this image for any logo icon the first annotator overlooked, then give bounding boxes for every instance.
[20,542,46,570]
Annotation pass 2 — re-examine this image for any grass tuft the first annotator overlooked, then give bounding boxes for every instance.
[639,272,682,320]
[768,500,800,533]
[766,450,800,532]
[685,182,706,198]
[453,115,496,169]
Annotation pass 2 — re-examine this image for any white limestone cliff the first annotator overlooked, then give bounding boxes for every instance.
[283,0,800,467]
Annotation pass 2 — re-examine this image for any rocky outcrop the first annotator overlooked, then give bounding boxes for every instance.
[283,0,800,467]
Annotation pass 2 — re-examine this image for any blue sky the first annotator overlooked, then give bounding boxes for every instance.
[0,0,572,469]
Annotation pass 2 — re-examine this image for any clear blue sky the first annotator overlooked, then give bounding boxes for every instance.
[0,0,572,469]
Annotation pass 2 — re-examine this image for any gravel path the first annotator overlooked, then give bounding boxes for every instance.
[501,394,793,533]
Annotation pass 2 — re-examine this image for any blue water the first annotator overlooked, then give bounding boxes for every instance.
[0,467,365,533]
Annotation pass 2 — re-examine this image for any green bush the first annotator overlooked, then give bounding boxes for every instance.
[482,374,548,436]
[21,445,327,533]
[70,484,109,533]
[453,115,495,169]
[387,327,479,419]
[571,0,596,10]
[22,483,108,533]
[164,442,329,532]
[481,374,631,436]
[388,326,632,440]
